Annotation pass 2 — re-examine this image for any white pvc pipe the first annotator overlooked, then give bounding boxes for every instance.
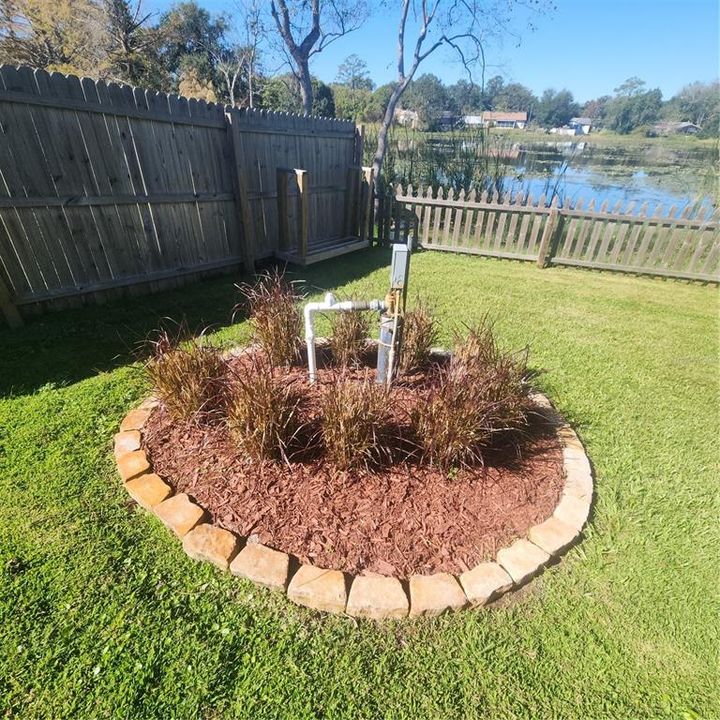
[304,293,386,383]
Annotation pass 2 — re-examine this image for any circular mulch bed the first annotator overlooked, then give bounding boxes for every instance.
[114,345,594,619]
[143,357,564,579]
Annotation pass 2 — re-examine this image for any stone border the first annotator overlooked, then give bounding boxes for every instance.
[113,391,592,619]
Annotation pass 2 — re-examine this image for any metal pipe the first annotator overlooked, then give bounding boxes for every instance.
[304,293,386,383]
[385,289,402,388]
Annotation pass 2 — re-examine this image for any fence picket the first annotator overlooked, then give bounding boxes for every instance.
[391,186,718,282]
[440,187,453,245]
[418,186,430,245]
[527,194,546,255]
[517,194,533,253]
[687,209,715,272]
[504,192,524,254]
[451,189,465,246]
[462,189,477,246]
[608,202,636,264]
[637,204,666,267]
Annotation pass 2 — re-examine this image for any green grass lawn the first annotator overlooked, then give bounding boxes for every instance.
[1,248,718,719]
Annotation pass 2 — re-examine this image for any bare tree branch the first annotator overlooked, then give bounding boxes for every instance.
[269,0,367,114]
[372,0,547,185]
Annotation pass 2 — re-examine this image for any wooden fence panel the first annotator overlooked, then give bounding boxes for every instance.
[394,185,551,261]
[232,109,356,260]
[392,184,719,282]
[0,66,362,323]
[551,200,719,281]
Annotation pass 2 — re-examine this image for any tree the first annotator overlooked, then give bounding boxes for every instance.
[313,78,335,116]
[213,44,247,107]
[535,88,578,128]
[333,83,373,120]
[370,0,545,183]
[581,95,611,124]
[101,0,164,87]
[216,0,264,108]
[261,72,298,111]
[483,74,505,109]
[261,72,335,116]
[614,76,646,97]
[403,73,449,128]
[178,62,218,101]
[336,54,372,90]
[0,0,105,75]
[364,82,395,121]
[157,1,228,93]
[604,82,662,134]
[269,0,366,114]
[494,82,536,112]
[333,54,373,119]
[446,79,483,114]
[669,81,720,133]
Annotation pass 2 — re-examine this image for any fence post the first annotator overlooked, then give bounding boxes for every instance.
[0,276,22,328]
[360,166,374,244]
[226,109,255,273]
[344,166,360,237]
[354,124,365,166]
[537,197,562,268]
[277,169,290,252]
[295,169,310,261]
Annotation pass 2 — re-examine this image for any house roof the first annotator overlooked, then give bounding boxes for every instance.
[571,117,593,125]
[481,111,528,122]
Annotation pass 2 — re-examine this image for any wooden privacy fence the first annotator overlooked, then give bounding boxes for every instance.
[380,185,719,283]
[0,65,369,327]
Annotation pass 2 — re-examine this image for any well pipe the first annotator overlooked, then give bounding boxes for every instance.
[304,293,386,383]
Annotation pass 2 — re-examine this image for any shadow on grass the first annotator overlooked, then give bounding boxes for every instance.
[0,247,391,398]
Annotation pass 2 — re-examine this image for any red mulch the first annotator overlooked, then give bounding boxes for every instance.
[142,357,564,578]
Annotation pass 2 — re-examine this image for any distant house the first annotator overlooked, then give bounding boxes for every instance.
[570,117,593,134]
[437,110,459,131]
[652,121,702,135]
[463,114,484,126]
[394,108,419,129]
[480,111,528,129]
[550,126,579,136]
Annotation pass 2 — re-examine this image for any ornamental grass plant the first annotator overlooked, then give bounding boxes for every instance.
[236,269,303,367]
[145,327,228,423]
[412,320,531,470]
[226,355,304,462]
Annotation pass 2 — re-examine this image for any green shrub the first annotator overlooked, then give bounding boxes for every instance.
[227,357,303,462]
[237,269,303,367]
[146,328,228,423]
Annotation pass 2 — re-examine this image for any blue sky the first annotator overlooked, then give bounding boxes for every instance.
[147,0,719,102]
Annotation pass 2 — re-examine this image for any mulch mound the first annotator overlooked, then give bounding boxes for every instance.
[143,356,564,578]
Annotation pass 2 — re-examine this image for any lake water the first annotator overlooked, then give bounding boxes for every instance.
[501,141,717,215]
[402,136,719,217]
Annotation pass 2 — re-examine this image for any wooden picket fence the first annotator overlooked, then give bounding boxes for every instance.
[379,185,719,283]
[0,65,367,327]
